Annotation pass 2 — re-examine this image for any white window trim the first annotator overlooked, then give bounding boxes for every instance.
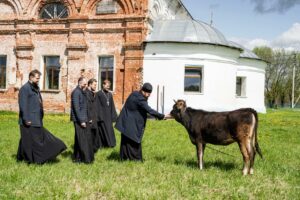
[0,55,8,90]
[184,65,204,95]
[236,76,247,98]
[40,55,61,91]
[98,55,116,92]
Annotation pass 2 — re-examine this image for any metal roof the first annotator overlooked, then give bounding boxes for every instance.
[228,41,260,60]
[146,19,238,49]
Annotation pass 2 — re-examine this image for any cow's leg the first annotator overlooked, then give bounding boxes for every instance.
[245,138,255,175]
[196,143,204,170]
[248,115,256,175]
[249,136,256,175]
[249,145,256,175]
[238,142,250,175]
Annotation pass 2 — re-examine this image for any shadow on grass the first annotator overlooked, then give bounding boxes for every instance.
[11,154,17,159]
[174,159,237,171]
[154,156,167,162]
[61,150,73,160]
[46,158,61,164]
[106,151,121,161]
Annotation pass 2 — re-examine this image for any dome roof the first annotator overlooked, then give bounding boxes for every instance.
[146,19,240,49]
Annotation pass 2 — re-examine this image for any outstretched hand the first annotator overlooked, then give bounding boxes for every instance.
[163,114,173,120]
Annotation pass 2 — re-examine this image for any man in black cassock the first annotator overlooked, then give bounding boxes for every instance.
[86,78,101,152]
[96,80,117,148]
[17,69,66,164]
[115,83,168,161]
[71,77,94,163]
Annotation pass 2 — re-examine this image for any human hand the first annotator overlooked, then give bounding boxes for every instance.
[163,114,173,120]
[81,122,87,128]
[25,121,32,126]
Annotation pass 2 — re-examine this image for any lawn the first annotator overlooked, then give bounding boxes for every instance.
[0,109,299,199]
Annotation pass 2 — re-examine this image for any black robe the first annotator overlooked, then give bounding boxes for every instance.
[17,82,66,164]
[73,123,94,163]
[115,91,164,161]
[86,89,101,152]
[71,87,94,163]
[96,90,118,148]
[120,134,143,161]
[17,126,67,164]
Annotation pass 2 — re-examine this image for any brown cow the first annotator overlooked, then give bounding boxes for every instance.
[170,100,263,175]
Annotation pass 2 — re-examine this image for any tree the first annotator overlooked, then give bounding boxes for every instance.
[253,47,300,108]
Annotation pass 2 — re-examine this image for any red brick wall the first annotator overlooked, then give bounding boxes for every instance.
[0,0,149,113]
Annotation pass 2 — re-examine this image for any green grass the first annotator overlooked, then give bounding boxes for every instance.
[0,110,299,199]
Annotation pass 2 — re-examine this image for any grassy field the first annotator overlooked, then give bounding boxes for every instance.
[0,109,299,199]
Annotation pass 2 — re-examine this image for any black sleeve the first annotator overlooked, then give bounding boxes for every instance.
[110,95,118,122]
[72,90,84,123]
[137,98,165,120]
[95,93,102,122]
[19,87,30,122]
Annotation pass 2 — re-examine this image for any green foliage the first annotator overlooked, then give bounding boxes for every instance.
[254,47,300,108]
[0,110,299,199]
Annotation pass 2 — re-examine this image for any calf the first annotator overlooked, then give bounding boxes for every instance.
[170,100,263,175]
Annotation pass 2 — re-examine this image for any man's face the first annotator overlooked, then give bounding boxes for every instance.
[141,90,151,100]
[30,74,40,85]
[90,81,97,92]
[103,82,111,91]
[79,79,87,90]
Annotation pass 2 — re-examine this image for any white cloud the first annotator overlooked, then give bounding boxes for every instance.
[272,23,300,50]
[229,22,300,51]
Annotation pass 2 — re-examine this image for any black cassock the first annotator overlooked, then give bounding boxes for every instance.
[73,123,94,163]
[17,126,67,164]
[96,90,118,148]
[86,89,101,152]
[71,87,94,163]
[115,91,164,161]
[17,81,66,164]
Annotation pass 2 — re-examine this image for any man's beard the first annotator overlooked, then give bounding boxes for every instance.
[32,82,39,87]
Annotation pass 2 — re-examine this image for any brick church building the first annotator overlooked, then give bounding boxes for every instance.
[0,0,190,112]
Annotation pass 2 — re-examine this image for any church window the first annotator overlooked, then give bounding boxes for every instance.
[40,3,68,19]
[236,76,247,97]
[0,56,7,89]
[99,56,114,90]
[184,66,203,93]
[43,56,60,90]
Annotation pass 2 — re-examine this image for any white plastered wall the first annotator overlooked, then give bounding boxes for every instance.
[143,43,266,113]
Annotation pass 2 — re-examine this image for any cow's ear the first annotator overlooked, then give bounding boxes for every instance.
[173,99,177,103]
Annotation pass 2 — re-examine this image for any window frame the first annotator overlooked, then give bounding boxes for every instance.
[98,55,115,91]
[236,76,247,98]
[39,3,69,19]
[184,65,204,94]
[0,55,7,90]
[43,55,61,91]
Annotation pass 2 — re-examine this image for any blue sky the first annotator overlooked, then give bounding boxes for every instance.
[181,0,300,51]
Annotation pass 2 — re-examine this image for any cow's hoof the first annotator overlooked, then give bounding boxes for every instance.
[249,168,254,175]
[242,168,248,176]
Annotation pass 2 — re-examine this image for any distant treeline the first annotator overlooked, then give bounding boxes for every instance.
[253,47,300,108]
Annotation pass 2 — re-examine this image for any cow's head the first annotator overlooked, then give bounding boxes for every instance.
[170,99,187,122]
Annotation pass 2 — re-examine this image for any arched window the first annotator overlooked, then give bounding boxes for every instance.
[40,3,68,19]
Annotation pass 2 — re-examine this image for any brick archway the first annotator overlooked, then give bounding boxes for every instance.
[81,0,135,15]
[0,0,22,17]
[27,0,77,18]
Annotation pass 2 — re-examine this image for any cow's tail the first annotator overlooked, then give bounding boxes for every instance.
[251,109,263,159]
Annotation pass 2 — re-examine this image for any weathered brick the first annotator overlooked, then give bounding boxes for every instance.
[0,0,147,113]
